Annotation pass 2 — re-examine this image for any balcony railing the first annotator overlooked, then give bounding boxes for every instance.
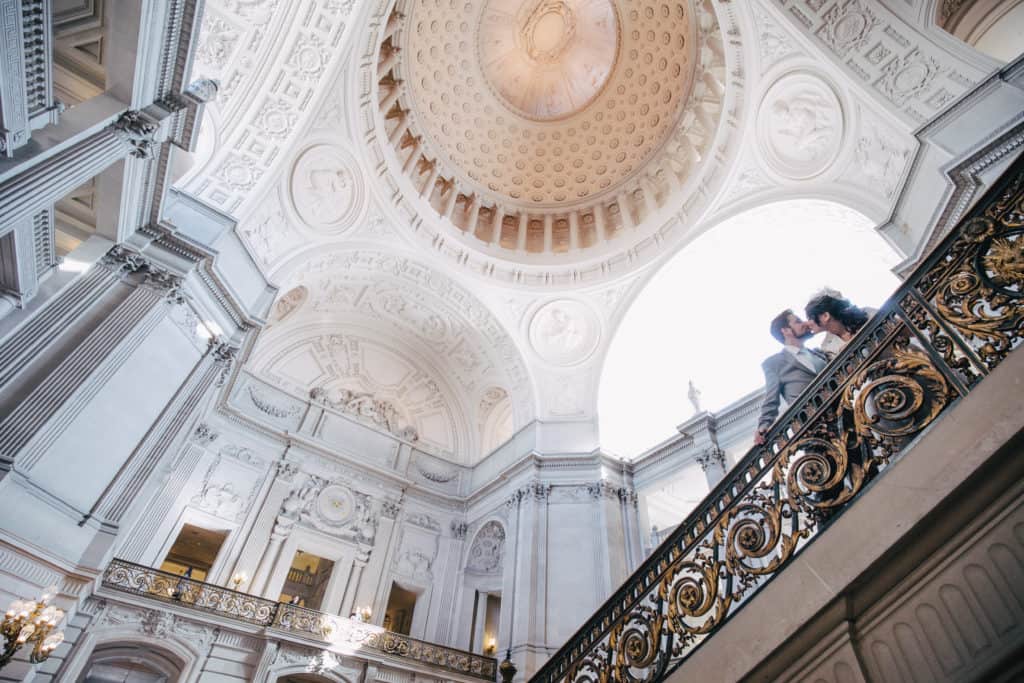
[102,558,498,681]
[531,156,1024,683]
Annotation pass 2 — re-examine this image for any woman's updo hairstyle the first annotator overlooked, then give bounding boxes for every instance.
[805,293,869,335]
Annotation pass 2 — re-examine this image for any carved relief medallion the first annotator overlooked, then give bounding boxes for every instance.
[315,484,356,525]
[757,73,844,180]
[528,298,600,365]
[288,144,365,233]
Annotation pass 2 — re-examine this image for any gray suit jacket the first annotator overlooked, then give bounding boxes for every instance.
[757,348,829,431]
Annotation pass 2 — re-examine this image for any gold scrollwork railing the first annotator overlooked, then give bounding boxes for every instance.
[102,559,497,681]
[531,157,1024,683]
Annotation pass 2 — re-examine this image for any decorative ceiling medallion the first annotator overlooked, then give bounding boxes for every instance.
[315,484,356,525]
[288,143,366,234]
[528,299,600,365]
[478,0,619,121]
[757,72,844,180]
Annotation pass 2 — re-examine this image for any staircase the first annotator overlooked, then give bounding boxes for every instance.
[531,155,1024,683]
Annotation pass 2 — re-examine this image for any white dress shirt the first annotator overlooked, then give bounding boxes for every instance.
[784,344,820,372]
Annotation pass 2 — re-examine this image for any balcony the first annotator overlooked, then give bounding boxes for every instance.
[100,558,498,682]
[531,153,1024,681]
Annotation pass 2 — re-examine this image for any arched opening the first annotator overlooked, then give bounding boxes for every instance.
[599,199,902,531]
[76,643,184,683]
[459,520,507,656]
[938,0,1024,62]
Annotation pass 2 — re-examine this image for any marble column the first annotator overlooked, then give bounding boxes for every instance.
[0,247,182,476]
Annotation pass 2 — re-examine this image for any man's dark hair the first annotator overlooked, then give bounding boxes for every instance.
[805,294,868,335]
[769,309,794,344]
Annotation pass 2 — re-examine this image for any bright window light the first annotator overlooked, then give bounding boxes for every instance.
[598,200,902,459]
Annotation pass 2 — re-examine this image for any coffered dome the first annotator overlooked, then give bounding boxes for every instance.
[372,0,728,275]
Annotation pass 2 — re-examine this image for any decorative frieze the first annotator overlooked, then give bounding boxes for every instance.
[504,481,552,508]
[311,386,419,442]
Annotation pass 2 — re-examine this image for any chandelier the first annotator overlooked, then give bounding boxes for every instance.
[1,586,66,669]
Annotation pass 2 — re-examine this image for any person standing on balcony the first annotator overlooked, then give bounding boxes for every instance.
[754,309,828,445]
[805,291,872,357]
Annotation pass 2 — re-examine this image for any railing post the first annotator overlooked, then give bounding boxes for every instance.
[499,649,516,683]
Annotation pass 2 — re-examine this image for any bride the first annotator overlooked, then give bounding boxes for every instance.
[805,292,871,357]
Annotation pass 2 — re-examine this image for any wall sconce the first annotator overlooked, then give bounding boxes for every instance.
[230,572,249,590]
[1,586,66,669]
[484,636,497,656]
[355,606,372,623]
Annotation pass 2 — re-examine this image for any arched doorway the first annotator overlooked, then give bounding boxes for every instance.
[76,643,184,683]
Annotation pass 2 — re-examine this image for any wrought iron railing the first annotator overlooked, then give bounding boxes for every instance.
[102,559,498,681]
[531,156,1024,683]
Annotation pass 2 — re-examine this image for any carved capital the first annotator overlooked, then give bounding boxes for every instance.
[192,422,219,445]
[450,520,468,539]
[209,339,238,386]
[112,110,160,159]
[505,481,551,508]
[275,461,301,482]
[380,499,401,519]
[102,246,184,302]
[102,245,151,274]
[695,446,726,472]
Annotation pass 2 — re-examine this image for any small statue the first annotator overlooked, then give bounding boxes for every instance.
[687,379,702,414]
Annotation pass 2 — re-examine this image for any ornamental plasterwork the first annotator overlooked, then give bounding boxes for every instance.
[753,3,801,73]
[255,331,464,457]
[769,0,983,124]
[279,476,380,543]
[180,0,356,213]
[287,142,367,234]
[528,298,602,366]
[312,387,420,442]
[190,454,264,522]
[465,521,505,575]
[840,109,915,202]
[237,192,299,268]
[756,71,845,180]
[262,247,534,412]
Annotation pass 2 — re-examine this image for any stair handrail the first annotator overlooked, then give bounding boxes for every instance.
[531,155,1024,683]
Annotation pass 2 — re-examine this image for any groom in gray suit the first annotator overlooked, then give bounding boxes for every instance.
[754,309,828,445]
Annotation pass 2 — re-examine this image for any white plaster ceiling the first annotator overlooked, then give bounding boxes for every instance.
[169,0,985,461]
[249,247,534,464]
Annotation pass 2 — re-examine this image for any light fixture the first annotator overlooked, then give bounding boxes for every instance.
[230,572,248,590]
[1,586,66,669]
[355,606,372,623]
[484,636,497,655]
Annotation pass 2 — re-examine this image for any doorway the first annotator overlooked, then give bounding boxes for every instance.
[383,582,419,635]
[160,523,228,582]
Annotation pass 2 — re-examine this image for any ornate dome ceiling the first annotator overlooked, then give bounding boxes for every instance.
[372,0,728,270]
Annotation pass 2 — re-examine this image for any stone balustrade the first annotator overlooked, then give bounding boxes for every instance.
[101,558,499,682]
